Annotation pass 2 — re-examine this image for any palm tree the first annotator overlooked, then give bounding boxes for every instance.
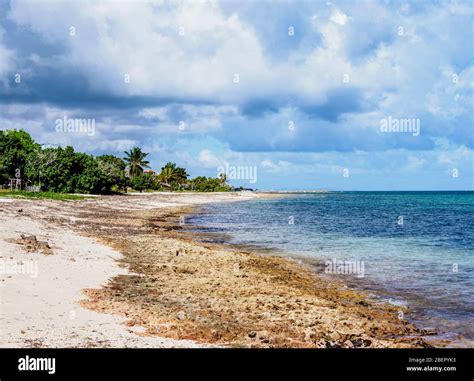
[158,162,189,190]
[158,165,175,188]
[174,167,189,190]
[123,147,150,178]
[218,172,227,186]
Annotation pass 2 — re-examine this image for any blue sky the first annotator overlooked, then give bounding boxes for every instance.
[0,0,473,190]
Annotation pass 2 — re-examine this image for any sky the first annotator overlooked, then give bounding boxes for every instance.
[0,0,473,190]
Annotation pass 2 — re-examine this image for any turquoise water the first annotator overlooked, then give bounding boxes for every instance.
[189,192,474,343]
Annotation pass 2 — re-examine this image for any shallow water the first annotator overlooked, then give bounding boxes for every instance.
[188,191,474,344]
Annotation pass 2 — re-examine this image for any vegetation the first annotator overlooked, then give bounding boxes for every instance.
[0,129,234,194]
[0,129,39,182]
[0,190,89,200]
[189,176,231,192]
[97,154,127,192]
[123,147,150,178]
[129,173,157,192]
[158,162,189,190]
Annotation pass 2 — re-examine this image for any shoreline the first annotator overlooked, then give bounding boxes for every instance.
[167,206,459,347]
[0,192,445,348]
[0,192,276,348]
[185,197,474,348]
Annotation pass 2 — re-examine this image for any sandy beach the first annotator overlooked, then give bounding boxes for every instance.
[0,192,438,348]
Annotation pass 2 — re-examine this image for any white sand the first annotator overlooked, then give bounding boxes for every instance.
[0,192,265,347]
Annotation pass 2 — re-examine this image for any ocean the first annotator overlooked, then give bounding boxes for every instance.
[188,191,474,344]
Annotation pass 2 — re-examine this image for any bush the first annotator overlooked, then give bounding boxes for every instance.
[0,129,235,194]
[130,174,157,192]
[190,176,232,192]
[0,129,39,184]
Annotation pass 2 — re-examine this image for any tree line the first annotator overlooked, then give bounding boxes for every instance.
[0,129,233,193]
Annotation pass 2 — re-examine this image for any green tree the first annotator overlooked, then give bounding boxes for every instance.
[27,147,112,194]
[25,148,58,189]
[96,155,127,192]
[173,166,189,190]
[158,162,189,190]
[0,129,39,184]
[74,152,107,193]
[158,162,177,188]
[190,175,232,192]
[219,172,227,186]
[31,146,77,192]
[123,147,150,178]
[130,173,157,192]
[0,129,232,194]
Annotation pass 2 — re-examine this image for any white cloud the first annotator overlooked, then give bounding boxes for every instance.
[260,159,291,173]
[6,0,473,123]
[1,0,472,190]
[8,0,270,101]
[330,9,349,25]
[197,149,223,168]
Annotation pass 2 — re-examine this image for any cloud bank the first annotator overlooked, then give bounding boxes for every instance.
[0,0,472,189]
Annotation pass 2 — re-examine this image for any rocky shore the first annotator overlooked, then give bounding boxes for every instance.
[0,193,440,347]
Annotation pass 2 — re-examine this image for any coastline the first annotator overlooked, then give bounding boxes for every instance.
[0,193,441,348]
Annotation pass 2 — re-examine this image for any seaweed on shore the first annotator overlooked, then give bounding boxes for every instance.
[76,206,436,348]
